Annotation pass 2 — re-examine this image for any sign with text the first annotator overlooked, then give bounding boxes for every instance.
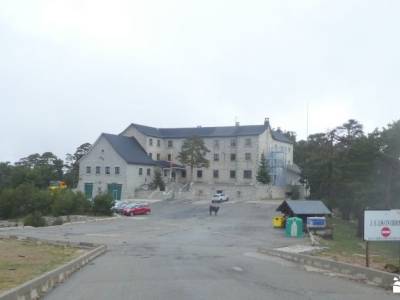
[364,210,400,241]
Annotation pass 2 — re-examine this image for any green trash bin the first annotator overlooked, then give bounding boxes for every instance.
[285,217,304,238]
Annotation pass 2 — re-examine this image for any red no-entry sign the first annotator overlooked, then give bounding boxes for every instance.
[381,227,391,238]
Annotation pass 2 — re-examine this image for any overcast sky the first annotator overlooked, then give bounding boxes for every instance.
[1,0,399,163]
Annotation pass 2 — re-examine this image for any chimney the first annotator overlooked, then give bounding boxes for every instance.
[235,121,240,127]
[264,117,270,127]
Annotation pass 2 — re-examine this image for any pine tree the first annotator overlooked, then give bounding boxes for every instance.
[177,136,210,181]
[256,153,271,184]
[150,169,165,191]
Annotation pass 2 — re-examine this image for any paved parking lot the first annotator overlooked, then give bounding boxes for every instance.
[1,199,397,299]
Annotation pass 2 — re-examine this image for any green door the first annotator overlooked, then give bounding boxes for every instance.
[107,183,122,200]
[84,183,93,199]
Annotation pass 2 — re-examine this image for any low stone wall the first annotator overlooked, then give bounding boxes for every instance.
[260,248,395,289]
[177,183,287,201]
[0,237,107,300]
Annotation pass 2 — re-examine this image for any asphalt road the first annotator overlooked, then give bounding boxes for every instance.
[1,199,398,299]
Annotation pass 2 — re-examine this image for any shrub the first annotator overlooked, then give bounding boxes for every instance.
[0,188,17,219]
[0,184,52,219]
[52,217,64,225]
[23,212,47,227]
[51,190,92,216]
[290,185,301,200]
[92,193,114,216]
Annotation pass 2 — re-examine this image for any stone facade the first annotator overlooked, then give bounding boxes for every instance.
[77,135,155,199]
[120,124,295,186]
[78,121,300,200]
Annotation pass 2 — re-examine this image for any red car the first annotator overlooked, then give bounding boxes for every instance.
[124,204,151,216]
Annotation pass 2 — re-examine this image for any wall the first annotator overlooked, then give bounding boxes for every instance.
[162,134,263,185]
[120,125,148,151]
[77,136,127,199]
[180,183,287,201]
[125,164,155,198]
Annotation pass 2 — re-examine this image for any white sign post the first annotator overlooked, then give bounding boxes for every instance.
[364,210,400,267]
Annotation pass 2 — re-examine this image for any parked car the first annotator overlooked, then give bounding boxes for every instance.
[124,203,151,216]
[212,191,229,203]
[121,203,137,215]
[114,201,129,214]
[112,201,123,213]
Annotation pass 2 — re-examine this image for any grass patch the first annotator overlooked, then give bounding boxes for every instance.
[317,217,400,271]
[0,238,83,293]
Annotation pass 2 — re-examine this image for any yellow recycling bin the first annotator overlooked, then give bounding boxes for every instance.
[272,215,285,228]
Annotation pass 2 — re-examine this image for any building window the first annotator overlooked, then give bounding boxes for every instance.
[115,167,120,175]
[157,139,161,147]
[213,140,219,148]
[245,138,252,146]
[157,153,160,160]
[168,154,172,161]
[86,166,91,174]
[230,170,236,178]
[149,138,153,146]
[105,166,110,175]
[213,153,219,161]
[197,170,203,178]
[149,153,152,159]
[164,169,168,177]
[147,168,151,176]
[96,166,101,174]
[243,170,252,179]
[139,168,143,175]
[245,153,251,160]
[230,139,236,147]
[168,140,173,148]
[213,170,219,178]
[230,153,236,161]
[181,170,186,178]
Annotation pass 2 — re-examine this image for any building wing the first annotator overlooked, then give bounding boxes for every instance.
[102,133,156,165]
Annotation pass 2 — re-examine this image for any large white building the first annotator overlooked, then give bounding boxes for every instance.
[77,119,300,200]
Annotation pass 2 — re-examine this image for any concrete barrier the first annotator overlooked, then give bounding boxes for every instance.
[0,239,106,300]
[259,248,396,289]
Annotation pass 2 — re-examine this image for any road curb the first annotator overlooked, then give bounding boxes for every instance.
[0,215,120,231]
[259,248,396,289]
[0,238,107,300]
